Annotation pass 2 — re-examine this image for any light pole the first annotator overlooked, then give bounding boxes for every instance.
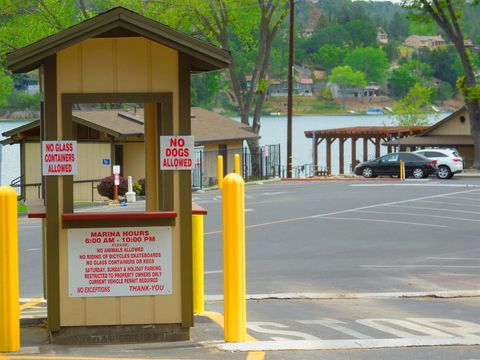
[287,0,294,178]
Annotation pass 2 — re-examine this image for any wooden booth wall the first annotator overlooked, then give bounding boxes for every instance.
[55,37,182,326]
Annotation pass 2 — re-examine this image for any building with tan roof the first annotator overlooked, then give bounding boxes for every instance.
[2,107,258,199]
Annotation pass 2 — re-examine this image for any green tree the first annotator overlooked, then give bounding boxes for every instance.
[344,19,377,47]
[402,0,480,167]
[175,0,289,159]
[328,65,367,106]
[382,40,401,62]
[191,72,223,109]
[390,67,420,99]
[392,83,432,126]
[0,69,13,105]
[414,47,459,87]
[389,60,431,98]
[304,24,351,54]
[431,81,455,104]
[387,11,411,40]
[409,20,437,35]
[312,45,347,72]
[344,47,389,83]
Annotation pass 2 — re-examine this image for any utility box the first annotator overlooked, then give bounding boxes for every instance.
[6,7,229,344]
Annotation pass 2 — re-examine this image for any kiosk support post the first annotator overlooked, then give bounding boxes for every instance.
[234,154,240,175]
[222,173,246,342]
[217,155,224,190]
[0,186,20,353]
[192,214,204,314]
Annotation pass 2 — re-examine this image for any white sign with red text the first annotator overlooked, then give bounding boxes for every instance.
[160,136,194,170]
[68,226,172,297]
[42,140,78,176]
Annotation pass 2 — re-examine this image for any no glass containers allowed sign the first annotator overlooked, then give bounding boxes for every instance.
[160,136,195,170]
[42,140,78,176]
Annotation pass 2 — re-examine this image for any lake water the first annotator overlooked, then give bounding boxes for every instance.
[0,113,444,185]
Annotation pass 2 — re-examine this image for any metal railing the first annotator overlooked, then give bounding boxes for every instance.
[10,177,103,202]
[193,144,281,189]
[279,164,331,178]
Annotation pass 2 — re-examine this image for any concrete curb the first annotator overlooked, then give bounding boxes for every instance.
[20,317,46,327]
[205,290,480,302]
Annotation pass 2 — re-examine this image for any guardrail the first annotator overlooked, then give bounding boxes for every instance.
[10,178,103,202]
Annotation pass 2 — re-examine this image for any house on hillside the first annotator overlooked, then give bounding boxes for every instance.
[383,107,474,166]
[377,27,389,44]
[329,82,381,99]
[313,67,327,81]
[267,78,314,97]
[13,74,39,95]
[464,39,478,51]
[1,107,258,200]
[405,35,446,50]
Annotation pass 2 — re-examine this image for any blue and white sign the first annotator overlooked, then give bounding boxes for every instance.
[102,159,110,165]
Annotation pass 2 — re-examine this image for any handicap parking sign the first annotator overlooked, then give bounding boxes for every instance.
[102,159,111,165]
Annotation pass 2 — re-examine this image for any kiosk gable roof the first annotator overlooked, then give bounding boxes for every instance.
[7,7,230,73]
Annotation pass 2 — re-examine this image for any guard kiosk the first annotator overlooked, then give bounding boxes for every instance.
[6,7,229,344]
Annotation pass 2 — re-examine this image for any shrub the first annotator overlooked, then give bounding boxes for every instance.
[138,178,146,196]
[133,181,142,196]
[97,175,128,200]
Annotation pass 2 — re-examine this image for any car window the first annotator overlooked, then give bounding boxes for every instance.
[380,154,399,162]
[452,151,460,157]
[400,153,420,161]
[426,151,447,158]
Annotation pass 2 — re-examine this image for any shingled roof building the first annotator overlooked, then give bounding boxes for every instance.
[2,107,257,200]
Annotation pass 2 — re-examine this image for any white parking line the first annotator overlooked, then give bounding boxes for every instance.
[355,210,480,223]
[350,183,480,188]
[427,257,480,261]
[388,204,480,215]
[310,188,480,219]
[442,196,480,202]
[360,265,480,269]
[205,270,223,275]
[319,216,447,228]
[417,199,480,208]
[205,188,480,234]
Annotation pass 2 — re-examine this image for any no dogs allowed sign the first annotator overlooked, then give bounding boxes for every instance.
[160,136,194,170]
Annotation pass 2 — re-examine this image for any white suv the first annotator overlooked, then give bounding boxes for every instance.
[414,148,464,179]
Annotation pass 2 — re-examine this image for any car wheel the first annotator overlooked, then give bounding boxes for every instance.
[362,166,374,178]
[437,165,452,179]
[412,167,425,179]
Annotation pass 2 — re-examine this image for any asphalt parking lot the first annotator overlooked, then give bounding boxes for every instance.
[194,178,480,296]
[15,177,480,359]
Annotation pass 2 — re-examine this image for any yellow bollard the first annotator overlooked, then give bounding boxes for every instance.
[192,214,204,314]
[234,154,240,175]
[0,186,20,353]
[400,160,404,180]
[222,173,246,342]
[217,155,224,190]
